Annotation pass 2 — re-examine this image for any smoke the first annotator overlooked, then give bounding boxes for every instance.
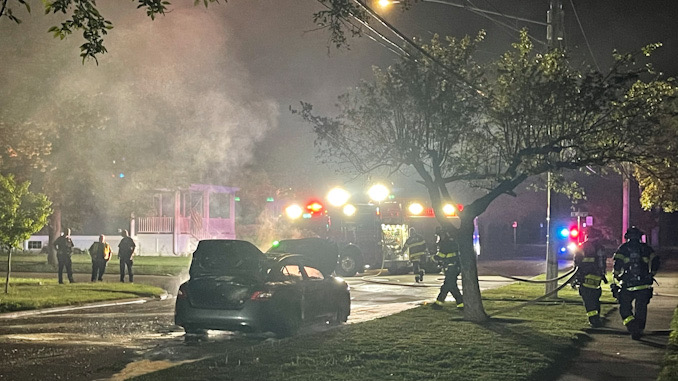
[0,3,278,222]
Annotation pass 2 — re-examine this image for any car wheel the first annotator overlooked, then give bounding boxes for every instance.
[336,246,362,277]
[335,301,350,324]
[273,306,301,337]
[184,325,207,335]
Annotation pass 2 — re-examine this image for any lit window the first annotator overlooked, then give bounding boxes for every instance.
[281,265,303,279]
[27,241,42,249]
[304,266,324,280]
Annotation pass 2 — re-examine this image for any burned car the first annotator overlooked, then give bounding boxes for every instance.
[175,239,350,336]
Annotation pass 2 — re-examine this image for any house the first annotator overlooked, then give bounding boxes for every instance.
[23,184,239,255]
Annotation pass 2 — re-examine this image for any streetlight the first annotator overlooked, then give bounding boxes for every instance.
[376,0,546,28]
[367,184,390,202]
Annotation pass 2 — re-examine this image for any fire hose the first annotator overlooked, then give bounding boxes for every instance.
[488,270,579,318]
[360,265,578,288]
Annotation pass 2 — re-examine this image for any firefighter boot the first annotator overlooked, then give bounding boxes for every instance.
[414,275,421,283]
[590,316,603,328]
[419,270,425,282]
[628,319,643,340]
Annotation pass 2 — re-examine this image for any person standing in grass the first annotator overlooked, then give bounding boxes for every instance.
[118,229,136,283]
[432,227,463,310]
[572,228,607,328]
[89,235,112,282]
[53,228,75,284]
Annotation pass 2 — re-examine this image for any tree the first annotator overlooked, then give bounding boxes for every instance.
[0,0,220,62]
[0,174,52,293]
[0,0,372,62]
[636,97,678,212]
[299,31,677,321]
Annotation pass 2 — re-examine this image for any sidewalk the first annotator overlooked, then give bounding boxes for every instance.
[557,267,678,380]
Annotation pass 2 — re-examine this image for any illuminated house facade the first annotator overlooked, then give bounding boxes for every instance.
[134,184,239,255]
[23,184,238,255]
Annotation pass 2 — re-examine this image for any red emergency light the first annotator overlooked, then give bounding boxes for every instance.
[306,201,324,213]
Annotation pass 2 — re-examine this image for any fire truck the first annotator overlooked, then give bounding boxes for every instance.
[278,198,472,277]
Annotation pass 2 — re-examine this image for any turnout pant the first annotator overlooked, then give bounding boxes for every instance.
[91,259,108,281]
[411,260,420,274]
[119,257,133,282]
[619,288,653,332]
[57,254,74,284]
[436,265,463,305]
[578,286,602,326]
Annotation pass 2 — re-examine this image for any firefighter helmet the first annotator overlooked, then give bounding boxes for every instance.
[624,226,643,241]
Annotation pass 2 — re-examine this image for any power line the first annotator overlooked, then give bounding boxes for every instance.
[314,0,409,58]
[351,0,487,97]
[463,0,546,46]
[425,0,547,26]
[568,0,601,71]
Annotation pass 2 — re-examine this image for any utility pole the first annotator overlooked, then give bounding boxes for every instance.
[545,0,564,296]
[622,164,630,243]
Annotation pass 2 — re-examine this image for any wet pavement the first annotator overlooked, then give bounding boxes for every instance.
[557,257,678,381]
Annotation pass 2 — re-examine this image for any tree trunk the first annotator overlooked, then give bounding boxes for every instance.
[458,215,488,322]
[47,207,61,266]
[4,247,11,294]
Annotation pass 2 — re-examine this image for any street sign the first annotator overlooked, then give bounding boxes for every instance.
[571,211,588,217]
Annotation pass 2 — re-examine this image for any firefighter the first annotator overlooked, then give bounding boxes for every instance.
[612,226,660,340]
[572,228,607,328]
[432,227,463,310]
[403,227,428,282]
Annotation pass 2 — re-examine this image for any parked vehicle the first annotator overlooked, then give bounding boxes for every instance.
[175,239,350,337]
[279,199,478,276]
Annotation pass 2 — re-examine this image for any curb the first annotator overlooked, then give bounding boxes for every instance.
[0,291,170,319]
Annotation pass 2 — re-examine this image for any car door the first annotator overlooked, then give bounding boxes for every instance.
[273,257,307,322]
[301,263,333,321]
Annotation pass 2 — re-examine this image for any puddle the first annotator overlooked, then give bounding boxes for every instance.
[106,358,207,381]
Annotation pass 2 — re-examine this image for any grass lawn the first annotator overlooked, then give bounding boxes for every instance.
[133,276,619,381]
[0,252,190,276]
[0,277,166,313]
[659,306,678,381]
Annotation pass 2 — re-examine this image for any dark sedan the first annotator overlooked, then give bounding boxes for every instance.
[175,239,350,337]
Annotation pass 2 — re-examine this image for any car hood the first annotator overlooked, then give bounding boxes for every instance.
[189,240,267,280]
[266,237,339,276]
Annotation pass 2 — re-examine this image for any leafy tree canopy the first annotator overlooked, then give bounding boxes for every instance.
[0,174,51,251]
[298,31,677,320]
[0,0,221,62]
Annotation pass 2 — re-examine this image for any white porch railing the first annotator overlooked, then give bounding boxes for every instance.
[138,216,234,239]
[137,217,174,233]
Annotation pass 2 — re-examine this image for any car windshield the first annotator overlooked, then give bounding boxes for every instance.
[189,240,267,279]
[266,238,339,276]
